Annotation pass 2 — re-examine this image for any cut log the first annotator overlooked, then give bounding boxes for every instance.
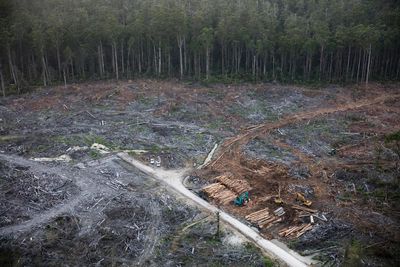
[291,204,317,213]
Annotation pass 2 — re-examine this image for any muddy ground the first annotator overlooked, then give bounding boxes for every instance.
[0,80,399,266]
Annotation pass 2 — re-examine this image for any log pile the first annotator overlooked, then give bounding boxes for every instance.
[202,183,225,195]
[212,189,237,204]
[278,223,313,238]
[245,208,282,229]
[202,183,237,204]
[216,174,251,194]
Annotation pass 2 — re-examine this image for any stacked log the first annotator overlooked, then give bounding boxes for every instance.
[278,223,313,238]
[213,189,237,204]
[245,208,282,229]
[202,183,225,195]
[202,183,237,204]
[216,174,251,194]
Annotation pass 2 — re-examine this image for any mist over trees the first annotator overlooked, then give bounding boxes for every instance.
[0,0,399,93]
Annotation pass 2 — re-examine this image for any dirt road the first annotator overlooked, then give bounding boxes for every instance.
[210,93,400,167]
[117,152,312,267]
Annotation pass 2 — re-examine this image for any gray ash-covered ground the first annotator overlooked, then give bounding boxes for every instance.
[244,136,299,165]
[0,157,79,228]
[0,152,267,266]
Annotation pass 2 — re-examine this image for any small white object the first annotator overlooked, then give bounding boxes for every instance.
[150,158,155,164]
[274,207,285,217]
[310,215,314,224]
[156,162,161,167]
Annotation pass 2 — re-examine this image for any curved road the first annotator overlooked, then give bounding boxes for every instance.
[118,152,312,267]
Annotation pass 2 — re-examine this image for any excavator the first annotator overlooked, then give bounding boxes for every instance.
[234,191,249,206]
[296,192,312,206]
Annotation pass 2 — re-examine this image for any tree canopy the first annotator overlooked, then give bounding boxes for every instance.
[0,0,399,92]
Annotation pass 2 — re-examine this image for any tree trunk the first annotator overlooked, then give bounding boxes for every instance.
[56,42,61,79]
[127,48,131,78]
[98,44,103,78]
[263,54,267,77]
[329,52,333,81]
[168,51,171,76]
[361,48,367,82]
[42,54,47,86]
[158,41,161,75]
[183,37,187,73]
[356,48,361,83]
[366,43,372,85]
[252,55,256,79]
[178,36,183,79]
[111,43,115,74]
[272,53,275,80]
[206,46,210,80]
[121,41,125,76]
[114,43,119,80]
[71,57,75,81]
[139,42,142,74]
[7,46,19,93]
[0,64,5,97]
[346,45,351,82]
[45,53,51,84]
[100,41,105,77]
[319,45,324,80]
[221,43,225,75]
[63,66,67,88]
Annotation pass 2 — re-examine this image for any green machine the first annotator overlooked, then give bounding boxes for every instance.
[234,191,249,206]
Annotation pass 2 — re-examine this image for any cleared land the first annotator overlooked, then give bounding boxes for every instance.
[0,80,399,266]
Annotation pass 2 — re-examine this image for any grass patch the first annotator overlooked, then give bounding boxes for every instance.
[53,134,120,151]
[89,150,101,159]
[263,257,276,267]
[343,240,363,267]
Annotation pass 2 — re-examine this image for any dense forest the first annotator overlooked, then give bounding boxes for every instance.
[0,0,399,94]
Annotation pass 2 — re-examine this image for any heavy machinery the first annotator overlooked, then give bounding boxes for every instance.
[234,191,249,206]
[296,192,312,206]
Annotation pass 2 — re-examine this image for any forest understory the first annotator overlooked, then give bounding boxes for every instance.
[0,80,399,266]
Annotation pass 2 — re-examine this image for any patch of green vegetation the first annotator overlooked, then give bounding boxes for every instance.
[128,151,137,157]
[363,187,400,202]
[385,131,400,143]
[336,192,354,202]
[0,135,22,143]
[343,240,363,267]
[130,124,151,135]
[83,134,111,147]
[345,113,365,122]
[0,248,19,267]
[208,118,230,130]
[52,135,82,146]
[30,144,50,153]
[243,243,276,267]
[53,134,119,150]
[148,144,163,153]
[263,257,276,267]
[170,104,181,114]
[206,88,225,100]
[287,239,299,249]
[137,95,156,107]
[89,150,101,159]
